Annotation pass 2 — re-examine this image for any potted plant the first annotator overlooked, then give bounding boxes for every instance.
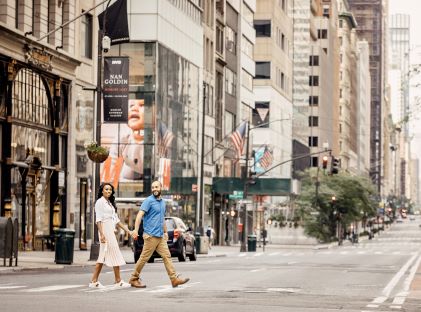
[85,141,109,163]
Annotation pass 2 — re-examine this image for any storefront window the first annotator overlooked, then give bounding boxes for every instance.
[12,68,51,127]
[10,68,52,239]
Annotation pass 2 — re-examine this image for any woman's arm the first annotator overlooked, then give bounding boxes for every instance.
[116,221,132,236]
[97,221,106,243]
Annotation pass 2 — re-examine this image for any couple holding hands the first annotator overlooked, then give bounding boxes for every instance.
[89,181,189,289]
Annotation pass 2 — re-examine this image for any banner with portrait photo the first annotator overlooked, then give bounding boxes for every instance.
[103,57,129,123]
[100,99,145,191]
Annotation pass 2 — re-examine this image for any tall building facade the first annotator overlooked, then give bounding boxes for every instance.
[348,0,388,193]
[292,0,339,174]
[356,40,371,176]
[388,13,411,200]
[0,0,92,250]
[337,1,358,172]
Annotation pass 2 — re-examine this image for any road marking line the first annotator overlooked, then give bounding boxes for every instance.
[389,305,402,309]
[253,253,263,257]
[238,253,247,257]
[372,296,388,304]
[25,285,84,292]
[382,253,417,298]
[366,304,379,308]
[392,296,406,305]
[269,252,280,256]
[390,254,421,307]
[134,282,200,293]
[250,268,266,273]
[0,286,26,289]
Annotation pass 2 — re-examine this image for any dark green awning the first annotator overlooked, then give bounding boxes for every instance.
[212,177,291,196]
[169,177,198,195]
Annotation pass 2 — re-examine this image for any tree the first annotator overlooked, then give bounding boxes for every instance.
[295,169,378,242]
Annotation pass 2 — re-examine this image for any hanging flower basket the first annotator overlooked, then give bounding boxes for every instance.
[85,142,109,163]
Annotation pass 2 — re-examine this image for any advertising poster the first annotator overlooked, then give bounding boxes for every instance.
[103,57,129,122]
[100,99,145,190]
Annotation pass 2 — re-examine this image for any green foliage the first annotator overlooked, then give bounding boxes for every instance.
[85,141,109,154]
[295,168,378,242]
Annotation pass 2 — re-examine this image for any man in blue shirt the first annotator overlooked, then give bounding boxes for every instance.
[129,180,190,288]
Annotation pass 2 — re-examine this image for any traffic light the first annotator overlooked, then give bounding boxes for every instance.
[331,157,340,174]
[322,156,328,169]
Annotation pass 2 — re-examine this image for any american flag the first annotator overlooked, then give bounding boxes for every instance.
[260,146,273,169]
[230,121,247,158]
[158,121,175,157]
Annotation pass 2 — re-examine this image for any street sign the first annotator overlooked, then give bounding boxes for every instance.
[229,190,244,199]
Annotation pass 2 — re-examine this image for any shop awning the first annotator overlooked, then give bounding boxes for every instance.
[212,177,291,196]
[169,177,198,195]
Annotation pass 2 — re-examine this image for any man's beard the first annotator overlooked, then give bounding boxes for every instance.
[153,190,161,197]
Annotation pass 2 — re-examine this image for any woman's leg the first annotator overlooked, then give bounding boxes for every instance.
[113,266,121,283]
[91,263,103,282]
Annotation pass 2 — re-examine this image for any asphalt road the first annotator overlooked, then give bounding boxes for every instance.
[1,219,421,312]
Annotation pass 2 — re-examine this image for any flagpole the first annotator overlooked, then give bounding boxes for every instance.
[37,0,110,42]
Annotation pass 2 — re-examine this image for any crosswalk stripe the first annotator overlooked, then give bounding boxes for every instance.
[24,285,84,292]
[0,286,26,289]
[130,281,201,293]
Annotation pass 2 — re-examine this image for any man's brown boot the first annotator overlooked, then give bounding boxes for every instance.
[130,279,146,288]
[171,277,190,288]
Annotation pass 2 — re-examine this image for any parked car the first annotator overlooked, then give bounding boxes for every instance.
[133,216,197,263]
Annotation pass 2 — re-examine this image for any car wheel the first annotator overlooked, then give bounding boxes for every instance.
[188,243,197,261]
[178,245,187,262]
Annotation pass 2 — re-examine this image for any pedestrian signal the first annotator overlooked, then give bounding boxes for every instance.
[331,157,340,174]
[322,156,328,169]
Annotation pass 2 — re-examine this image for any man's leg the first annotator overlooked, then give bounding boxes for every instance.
[130,235,159,286]
[155,238,189,287]
[155,237,177,280]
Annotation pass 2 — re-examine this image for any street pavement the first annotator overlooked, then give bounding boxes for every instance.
[0,241,333,273]
[1,228,420,310]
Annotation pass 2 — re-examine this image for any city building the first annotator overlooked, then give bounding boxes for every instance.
[0,0,88,250]
[253,0,293,224]
[292,0,339,172]
[348,0,388,194]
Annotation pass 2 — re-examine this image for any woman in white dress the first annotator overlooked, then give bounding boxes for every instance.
[89,183,133,288]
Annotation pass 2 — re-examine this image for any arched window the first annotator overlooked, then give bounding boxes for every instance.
[12,68,51,127]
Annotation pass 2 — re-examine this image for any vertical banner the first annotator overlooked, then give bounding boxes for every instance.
[103,57,129,122]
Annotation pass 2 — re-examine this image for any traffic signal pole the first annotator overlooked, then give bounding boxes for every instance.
[240,121,250,252]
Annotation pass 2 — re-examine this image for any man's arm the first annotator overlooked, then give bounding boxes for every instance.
[132,210,145,239]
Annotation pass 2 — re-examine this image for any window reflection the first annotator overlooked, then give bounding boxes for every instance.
[11,125,49,164]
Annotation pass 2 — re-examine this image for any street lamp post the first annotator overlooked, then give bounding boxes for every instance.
[240,121,251,252]
[89,0,112,261]
[239,118,290,252]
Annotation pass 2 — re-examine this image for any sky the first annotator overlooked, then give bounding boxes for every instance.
[389,0,421,160]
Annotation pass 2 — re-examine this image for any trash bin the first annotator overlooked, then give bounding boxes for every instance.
[54,229,75,264]
[194,232,201,254]
[247,234,257,252]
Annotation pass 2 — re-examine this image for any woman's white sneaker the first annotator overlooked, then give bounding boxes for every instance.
[88,281,105,289]
[114,280,131,288]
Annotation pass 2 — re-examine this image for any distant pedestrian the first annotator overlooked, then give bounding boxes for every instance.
[206,225,215,249]
[89,183,134,289]
[129,180,189,288]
